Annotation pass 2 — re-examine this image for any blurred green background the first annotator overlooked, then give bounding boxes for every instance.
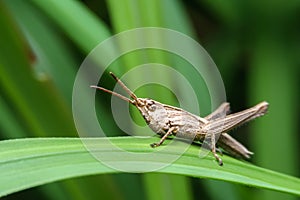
[0,0,299,200]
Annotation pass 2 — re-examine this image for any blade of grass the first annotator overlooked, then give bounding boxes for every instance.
[23,1,146,199]
[0,2,76,137]
[248,38,298,200]
[143,173,193,200]
[0,137,299,197]
[0,96,27,138]
[29,0,122,77]
[246,2,299,199]
[1,2,123,199]
[0,2,103,200]
[27,0,124,136]
[4,0,78,103]
[30,0,111,53]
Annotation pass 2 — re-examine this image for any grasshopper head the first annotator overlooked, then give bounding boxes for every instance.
[134,98,169,133]
[90,72,168,134]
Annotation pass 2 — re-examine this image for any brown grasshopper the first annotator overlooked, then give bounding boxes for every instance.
[91,72,268,166]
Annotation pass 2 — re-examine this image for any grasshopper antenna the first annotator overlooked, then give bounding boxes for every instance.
[109,72,138,101]
[91,72,139,105]
[90,85,135,104]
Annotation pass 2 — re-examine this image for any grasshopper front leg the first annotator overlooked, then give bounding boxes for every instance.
[150,126,178,148]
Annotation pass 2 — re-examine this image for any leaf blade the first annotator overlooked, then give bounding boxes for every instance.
[0,137,299,197]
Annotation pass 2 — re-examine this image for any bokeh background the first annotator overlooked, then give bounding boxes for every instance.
[0,0,299,200]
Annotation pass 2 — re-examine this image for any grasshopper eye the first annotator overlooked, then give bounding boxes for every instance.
[147,101,156,111]
[149,104,157,111]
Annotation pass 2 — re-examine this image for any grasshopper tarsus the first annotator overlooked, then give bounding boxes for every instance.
[92,72,269,166]
[218,159,223,166]
[150,126,176,148]
[212,148,223,166]
[210,135,223,166]
[150,143,158,148]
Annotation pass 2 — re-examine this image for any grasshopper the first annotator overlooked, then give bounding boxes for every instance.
[91,72,268,166]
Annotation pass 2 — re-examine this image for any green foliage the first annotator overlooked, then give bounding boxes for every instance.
[0,137,299,197]
[0,0,299,200]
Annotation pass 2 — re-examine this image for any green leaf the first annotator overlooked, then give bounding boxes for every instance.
[30,0,111,53]
[0,2,76,137]
[0,137,299,197]
[4,0,78,103]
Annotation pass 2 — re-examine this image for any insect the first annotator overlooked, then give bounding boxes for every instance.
[91,72,268,166]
